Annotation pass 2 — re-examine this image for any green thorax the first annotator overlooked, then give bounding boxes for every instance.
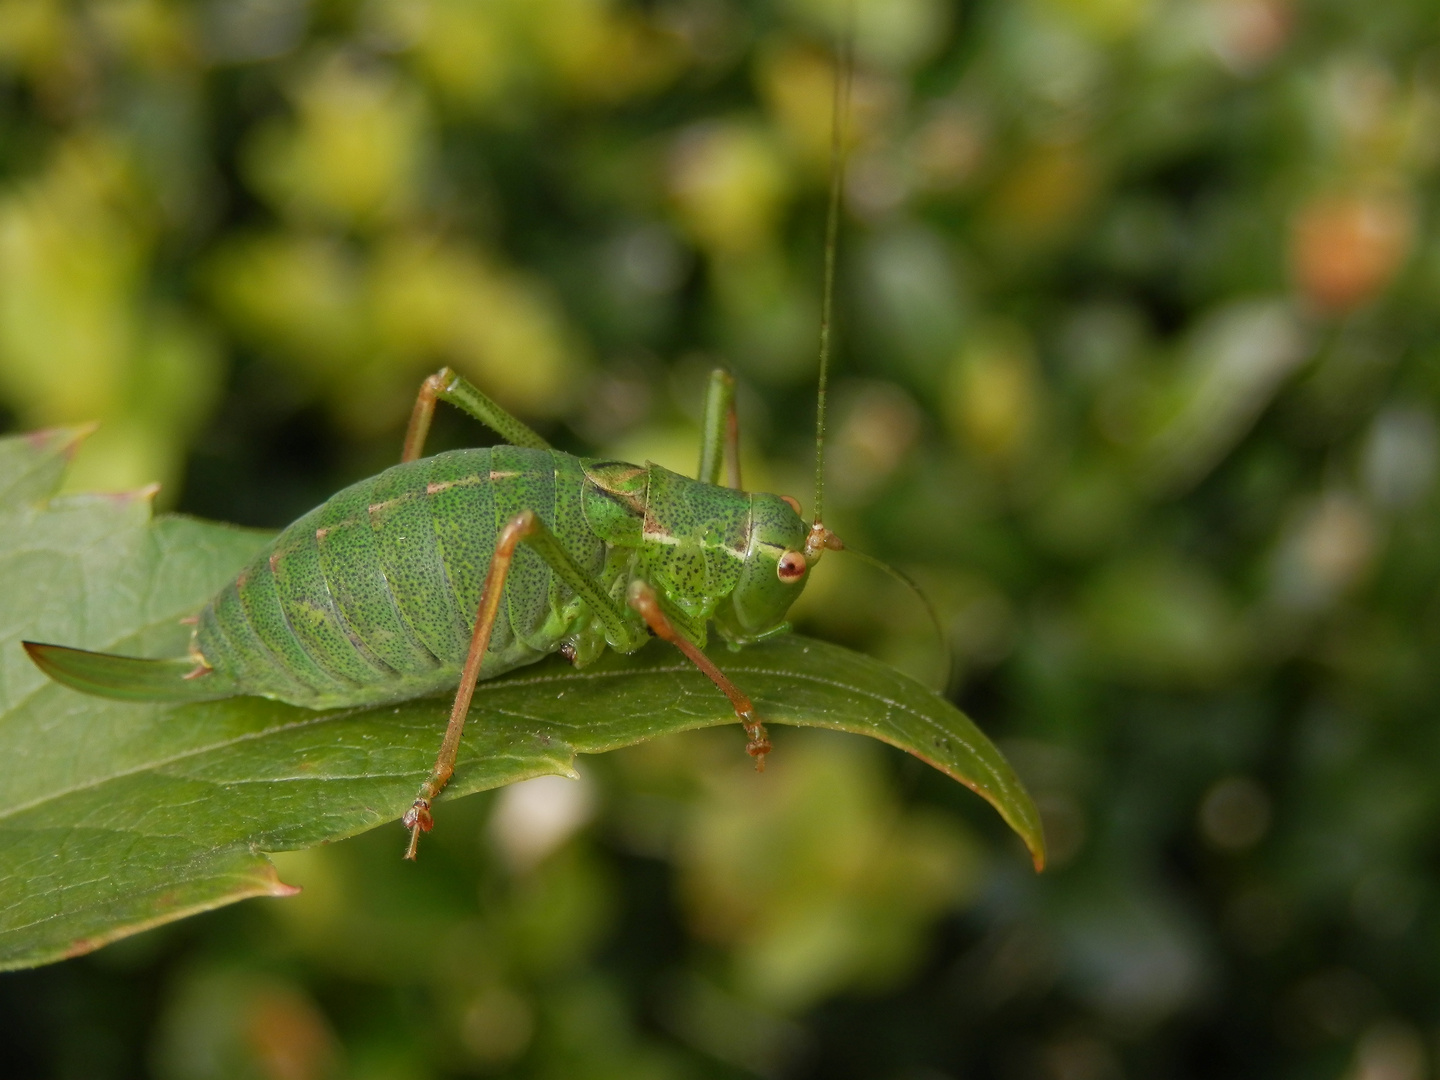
[581,460,809,644]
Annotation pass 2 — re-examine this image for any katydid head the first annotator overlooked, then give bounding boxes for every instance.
[726,492,812,635]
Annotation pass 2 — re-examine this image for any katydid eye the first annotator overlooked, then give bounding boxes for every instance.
[780,495,802,515]
[777,551,807,582]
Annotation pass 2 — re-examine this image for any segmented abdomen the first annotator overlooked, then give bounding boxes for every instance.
[194,447,608,708]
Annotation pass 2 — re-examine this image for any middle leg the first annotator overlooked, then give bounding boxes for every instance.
[697,368,742,490]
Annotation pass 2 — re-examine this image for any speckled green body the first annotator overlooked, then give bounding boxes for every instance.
[191,446,808,709]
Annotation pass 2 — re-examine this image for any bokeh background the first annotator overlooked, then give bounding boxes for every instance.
[4,0,1440,1076]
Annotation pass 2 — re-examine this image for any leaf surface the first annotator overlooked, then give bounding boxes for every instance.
[0,429,1043,971]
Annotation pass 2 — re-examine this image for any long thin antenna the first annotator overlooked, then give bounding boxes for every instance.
[840,545,955,696]
[809,29,852,556]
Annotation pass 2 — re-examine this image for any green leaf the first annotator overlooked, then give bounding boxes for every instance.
[0,429,1044,971]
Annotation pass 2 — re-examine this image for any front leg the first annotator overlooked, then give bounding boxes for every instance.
[627,579,771,769]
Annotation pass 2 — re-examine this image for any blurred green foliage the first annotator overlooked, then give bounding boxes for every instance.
[4,0,1440,1077]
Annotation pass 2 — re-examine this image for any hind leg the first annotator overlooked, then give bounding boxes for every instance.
[403,510,647,859]
[402,368,552,461]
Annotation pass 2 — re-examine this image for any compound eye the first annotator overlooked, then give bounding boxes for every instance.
[777,550,807,583]
[780,495,802,515]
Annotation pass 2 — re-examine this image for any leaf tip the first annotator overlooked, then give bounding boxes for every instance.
[28,422,99,461]
[994,795,1046,873]
[1030,844,1046,873]
[257,860,302,898]
[106,482,161,506]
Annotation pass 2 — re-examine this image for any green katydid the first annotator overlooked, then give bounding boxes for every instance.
[28,364,828,859]
[22,39,1041,870]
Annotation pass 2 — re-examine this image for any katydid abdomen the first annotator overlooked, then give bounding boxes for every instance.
[196,445,616,711]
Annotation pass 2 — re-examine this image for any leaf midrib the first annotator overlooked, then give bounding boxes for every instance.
[0,648,1001,827]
